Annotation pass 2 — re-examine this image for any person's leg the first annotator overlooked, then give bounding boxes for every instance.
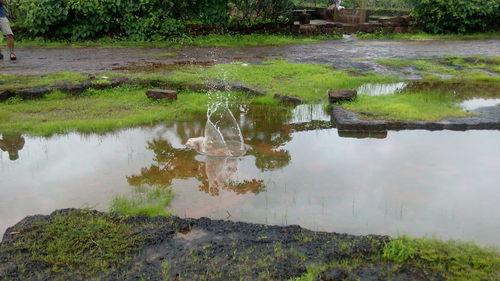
[1,17,15,60]
[5,35,14,56]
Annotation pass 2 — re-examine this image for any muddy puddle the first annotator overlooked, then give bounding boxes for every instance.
[1,103,500,246]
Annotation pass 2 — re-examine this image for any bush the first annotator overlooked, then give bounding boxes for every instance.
[412,0,500,33]
[7,0,295,40]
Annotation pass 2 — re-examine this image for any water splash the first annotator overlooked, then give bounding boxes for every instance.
[185,51,247,157]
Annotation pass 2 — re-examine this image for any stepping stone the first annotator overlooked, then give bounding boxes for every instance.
[146,89,178,101]
[328,89,357,103]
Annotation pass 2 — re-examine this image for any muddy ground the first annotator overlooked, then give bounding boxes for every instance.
[0,38,499,76]
[0,209,445,281]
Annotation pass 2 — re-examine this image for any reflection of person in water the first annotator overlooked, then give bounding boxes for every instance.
[0,133,25,161]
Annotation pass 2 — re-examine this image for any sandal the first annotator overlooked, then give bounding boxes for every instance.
[10,53,16,61]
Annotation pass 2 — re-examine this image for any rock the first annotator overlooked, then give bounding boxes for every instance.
[17,86,52,99]
[146,89,178,101]
[328,89,357,103]
[321,268,349,281]
[229,85,266,96]
[53,83,87,95]
[274,94,305,104]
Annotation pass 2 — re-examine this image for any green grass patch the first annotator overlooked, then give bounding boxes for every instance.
[342,91,473,121]
[110,186,174,217]
[169,60,399,101]
[0,210,148,275]
[0,85,209,136]
[383,236,500,281]
[357,31,500,40]
[16,34,339,49]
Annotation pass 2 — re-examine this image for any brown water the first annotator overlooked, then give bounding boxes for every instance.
[1,104,500,246]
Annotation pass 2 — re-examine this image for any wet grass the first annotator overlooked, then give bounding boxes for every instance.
[0,210,148,276]
[169,59,399,101]
[16,34,339,49]
[383,236,500,281]
[110,186,174,217]
[0,85,209,136]
[357,31,500,40]
[291,236,500,281]
[342,91,473,121]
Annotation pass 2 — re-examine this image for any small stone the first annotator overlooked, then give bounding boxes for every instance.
[146,89,178,101]
[321,268,349,281]
[328,89,357,103]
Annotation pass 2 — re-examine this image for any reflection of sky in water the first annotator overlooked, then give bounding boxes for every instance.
[356,82,408,96]
[459,98,500,111]
[287,104,330,124]
[1,124,500,246]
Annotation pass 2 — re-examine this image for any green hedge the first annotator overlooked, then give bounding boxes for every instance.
[412,0,500,33]
[7,0,294,41]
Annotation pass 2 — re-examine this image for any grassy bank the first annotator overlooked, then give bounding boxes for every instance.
[0,85,209,136]
[0,61,398,135]
[293,236,500,281]
[1,208,498,281]
[13,34,339,49]
[341,91,474,121]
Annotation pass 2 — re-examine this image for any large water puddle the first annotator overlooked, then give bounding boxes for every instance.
[1,105,500,246]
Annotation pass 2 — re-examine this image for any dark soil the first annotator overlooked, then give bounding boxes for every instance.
[0,209,444,281]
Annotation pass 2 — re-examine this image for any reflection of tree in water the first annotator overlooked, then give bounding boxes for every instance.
[127,137,266,196]
[0,133,25,161]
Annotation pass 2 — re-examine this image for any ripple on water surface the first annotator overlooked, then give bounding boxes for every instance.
[1,106,500,246]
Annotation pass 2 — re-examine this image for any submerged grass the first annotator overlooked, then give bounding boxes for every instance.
[110,186,174,217]
[342,91,473,121]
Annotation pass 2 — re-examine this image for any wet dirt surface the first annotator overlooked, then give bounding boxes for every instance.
[1,38,499,75]
[0,209,442,281]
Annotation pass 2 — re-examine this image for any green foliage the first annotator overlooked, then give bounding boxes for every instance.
[383,236,500,280]
[2,210,147,275]
[412,0,500,33]
[110,186,174,217]
[342,0,415,9]
[8,0,296,40]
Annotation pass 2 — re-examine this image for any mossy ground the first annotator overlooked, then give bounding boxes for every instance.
[0,209,165,279]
